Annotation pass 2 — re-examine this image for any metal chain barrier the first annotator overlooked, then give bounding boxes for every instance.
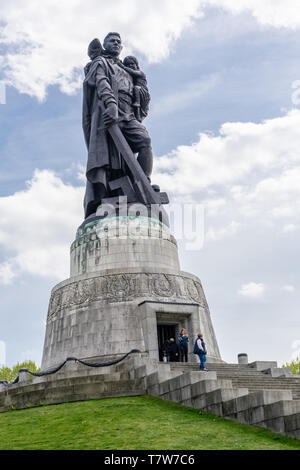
[0,349,141,387]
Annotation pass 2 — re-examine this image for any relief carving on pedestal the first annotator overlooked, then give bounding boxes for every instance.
[151,274,175,298]
[106,274,131,299]
[47,273,207,319]
[49,289,63,316]
[185,278,202,303]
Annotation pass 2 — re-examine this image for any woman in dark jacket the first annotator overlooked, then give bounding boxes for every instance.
[178,328,189,362]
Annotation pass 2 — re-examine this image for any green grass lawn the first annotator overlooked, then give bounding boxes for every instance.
[0,395,299,450]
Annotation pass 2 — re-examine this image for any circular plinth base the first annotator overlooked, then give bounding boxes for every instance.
[70,216,180,277]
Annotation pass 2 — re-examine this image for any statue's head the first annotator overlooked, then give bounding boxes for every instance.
[103,32,122,57]
[123,56,139,70]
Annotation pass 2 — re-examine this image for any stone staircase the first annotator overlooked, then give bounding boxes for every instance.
[170,362,300,400]
[131,357,300,440]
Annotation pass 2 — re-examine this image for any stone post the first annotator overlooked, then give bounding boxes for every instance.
[238,353,248,365]
[18,371,30,383]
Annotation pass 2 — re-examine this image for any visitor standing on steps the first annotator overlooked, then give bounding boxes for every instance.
[168,338,179,362]
[195,333,208,371]
[178,328,189,362]
[162,339,171,362]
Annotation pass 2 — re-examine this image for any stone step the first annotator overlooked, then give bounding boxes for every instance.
[230,383,300,390]
[245,389,300,399]
[172,367,261,373]
[172,369,269,377]
[171,363,246,369]
[172,364,258,370]
[234,388,300,393]
[231,377,300,382]
[234,387,300,396]
[231,378,300,385]
[235,383,300,389]
[171,364,260,372]
[200,371,265,376]
[229,376,299,381]
[170,364,300,381]
[172,364,266,371]
[225,380,300,395]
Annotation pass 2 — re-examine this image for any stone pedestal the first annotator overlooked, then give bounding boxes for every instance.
[41,216,222,369]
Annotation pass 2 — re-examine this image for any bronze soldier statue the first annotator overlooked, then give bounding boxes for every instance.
[82,32,166,220]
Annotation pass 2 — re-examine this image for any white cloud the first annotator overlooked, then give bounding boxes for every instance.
[204,198,227,216]
[233,167,300,221]
[282,285,295,293]
[283,224,298,233]
[1,1,300,100]
[0,169,84,283]
[238,282,266,298]
[0,261,16,285]
[0,0,204,99]
[155,109,300,194]
[154,109,300,237]
[208,0,300,29]
[205,221,240,242]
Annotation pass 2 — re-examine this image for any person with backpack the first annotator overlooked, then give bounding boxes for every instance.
[178,328,189,362]
[193,333,208,371]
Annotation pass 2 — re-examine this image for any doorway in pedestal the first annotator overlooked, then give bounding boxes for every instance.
[157,324,177,361]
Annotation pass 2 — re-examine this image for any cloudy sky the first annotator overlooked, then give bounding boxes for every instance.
[1,0,300,367]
